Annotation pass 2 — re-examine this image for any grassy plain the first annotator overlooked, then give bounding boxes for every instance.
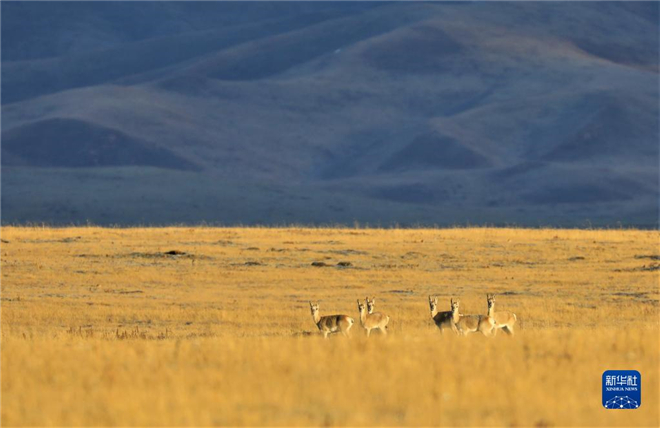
[1,226,658,426]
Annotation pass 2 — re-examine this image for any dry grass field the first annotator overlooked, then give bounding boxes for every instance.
[1,226,658,426]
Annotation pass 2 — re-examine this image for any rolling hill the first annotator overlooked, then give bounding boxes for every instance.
[1,1,658,226]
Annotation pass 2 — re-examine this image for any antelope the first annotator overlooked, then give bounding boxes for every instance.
[357,299,389,337]
[486,294,517,336]
[450,299,496,337]
[366,296,376,314]
[309,302,354,338]
[429,295,457,334]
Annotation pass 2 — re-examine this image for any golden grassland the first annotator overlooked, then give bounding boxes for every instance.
[1,226,658,427]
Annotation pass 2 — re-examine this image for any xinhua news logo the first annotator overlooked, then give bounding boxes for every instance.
[602,370,641,409]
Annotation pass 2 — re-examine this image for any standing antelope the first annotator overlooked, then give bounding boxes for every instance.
[429,295,456,334]
[357,299,389,337]
[487,294,517,336]
[309,302,354,338]
[450,299,496,337]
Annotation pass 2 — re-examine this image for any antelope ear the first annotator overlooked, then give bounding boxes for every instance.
[371,297,376,302]
[357,299,361,304]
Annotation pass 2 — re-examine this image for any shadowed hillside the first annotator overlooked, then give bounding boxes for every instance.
[3,118,199,170]
[1,1,658,226]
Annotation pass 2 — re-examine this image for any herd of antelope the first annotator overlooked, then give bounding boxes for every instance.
[309,294,517,338]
